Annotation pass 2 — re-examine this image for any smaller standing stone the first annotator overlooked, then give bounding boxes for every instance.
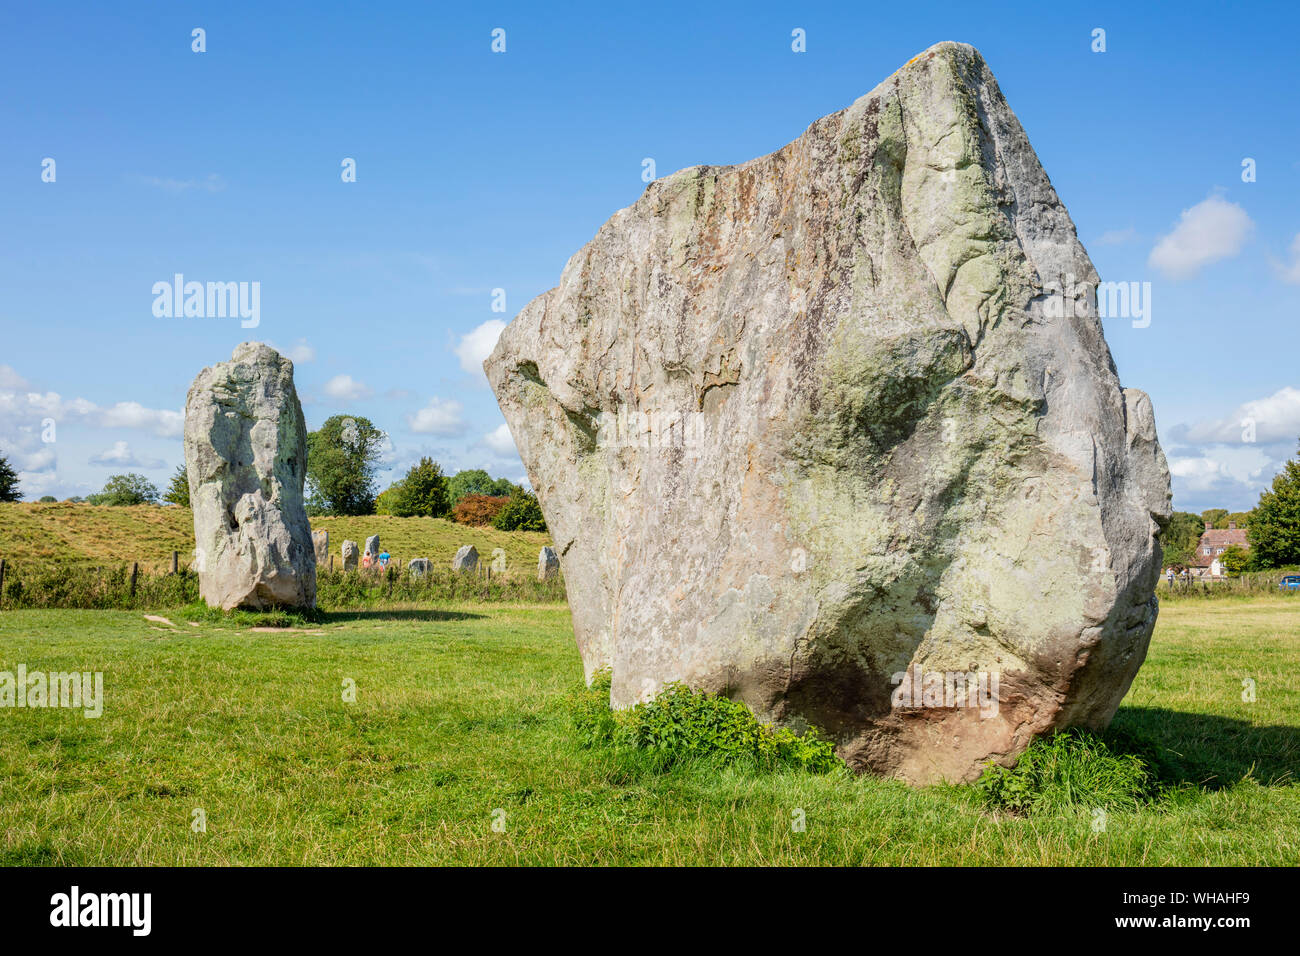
[452,545,478,574]
[342,540,359,571]
[312,530,329,564]
[365,535,380,558]
[408,558,431,576]
[538,546,560,581]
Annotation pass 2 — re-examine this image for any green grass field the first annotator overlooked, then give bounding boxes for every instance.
[0,598,1296,865]
[0,502,552,573]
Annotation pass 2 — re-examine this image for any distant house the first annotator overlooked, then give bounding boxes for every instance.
[1190,521,1249,577]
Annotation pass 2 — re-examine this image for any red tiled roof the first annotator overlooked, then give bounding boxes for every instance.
[1188,527,1249,567]
[1199,528,1249,549]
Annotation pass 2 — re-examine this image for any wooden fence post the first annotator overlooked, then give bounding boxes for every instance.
[171,551,179,574]
[130,562,139,598]
[0,558,6,605]
[329,554,334,571]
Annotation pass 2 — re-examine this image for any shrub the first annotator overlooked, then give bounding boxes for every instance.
[565,671,843,775]
[492,489,546,532]
[451,494,510,526]
[86,473,159,506]
[0,562,566,610]
[446,469,518,506]
[0,563,199,609]
[975,729,1163,815]
[0,455,19,502]
[378,458,449,518]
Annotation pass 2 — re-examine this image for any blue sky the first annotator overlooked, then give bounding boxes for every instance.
[1,0,1297,513]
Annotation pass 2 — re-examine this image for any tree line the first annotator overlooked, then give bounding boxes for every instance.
[10,429,1300,563]
[0,412,545,533]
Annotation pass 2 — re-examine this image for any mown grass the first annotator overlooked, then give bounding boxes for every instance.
[0,599,1296,865]
[0,502,551,574]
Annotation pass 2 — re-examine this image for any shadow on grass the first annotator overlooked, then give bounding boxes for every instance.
[320,608,486,624]
[1109,707,1299,789]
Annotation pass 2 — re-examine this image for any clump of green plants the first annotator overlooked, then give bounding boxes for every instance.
[0,563,200,609]
[975,728,1164,815]
[565,670,844,775]
[175,602,322,629]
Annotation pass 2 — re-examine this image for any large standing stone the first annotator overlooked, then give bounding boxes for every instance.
[342,540,359,571]
[184,342,316,610]
[452,546,478,574]
[538,546,560,581]
[312,530,329,565]
[364,535,380,559]
[408,558,431,576]
[485,42,1171,784]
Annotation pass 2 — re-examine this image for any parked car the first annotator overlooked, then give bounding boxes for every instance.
[1279,575,1300,591]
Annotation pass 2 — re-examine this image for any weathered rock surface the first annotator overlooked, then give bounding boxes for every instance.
[408,557,430,576]
[452,545,478,574]
[538,546,560,581]
[365,535,380,558]
[313,530,329,565]
[485,42,1171,784]
[342,540,359,571]
[184,342,317,610]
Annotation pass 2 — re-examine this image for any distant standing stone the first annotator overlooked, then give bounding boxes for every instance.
[538,546,560,581]
[452,545,478,574]
[312,530,329,564]
[408,558,431,576]
[184,342,316,610]
[342,540,359,571]
[365,535,380,558]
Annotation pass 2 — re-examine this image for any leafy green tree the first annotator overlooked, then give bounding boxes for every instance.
[375,483,404,515]
[1248,444,1300,569]
[376,458,451,517]
[1200,508,1228,529]
[447,468,518,505]
[87,473,160,506]
[397,458,450,517]
[0,455,20,502]
[491,488,546,532]
[306,415,386,515]
[38,495,57,502]
[163,464,191,507]
[1219,545,1250,576]
[1161,511,1205,566]
[1226,511,1252,529]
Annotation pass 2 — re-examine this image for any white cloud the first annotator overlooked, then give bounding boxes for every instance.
[88,440,164,469]
[1273,232,1300,284]
[1094,227,1137,247]
[0,365,29,390]
[407,397,465,436]
[267,338,316,364]
[323,374,372,401]
[483,423,517,456]
[1148,195,1254,280]
[0,434,56,474]
[1182,386,1300,445]
[0,386,181,438]
[96,401,183,436]
[454,320,507,376]
[1168,455,1227,492]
